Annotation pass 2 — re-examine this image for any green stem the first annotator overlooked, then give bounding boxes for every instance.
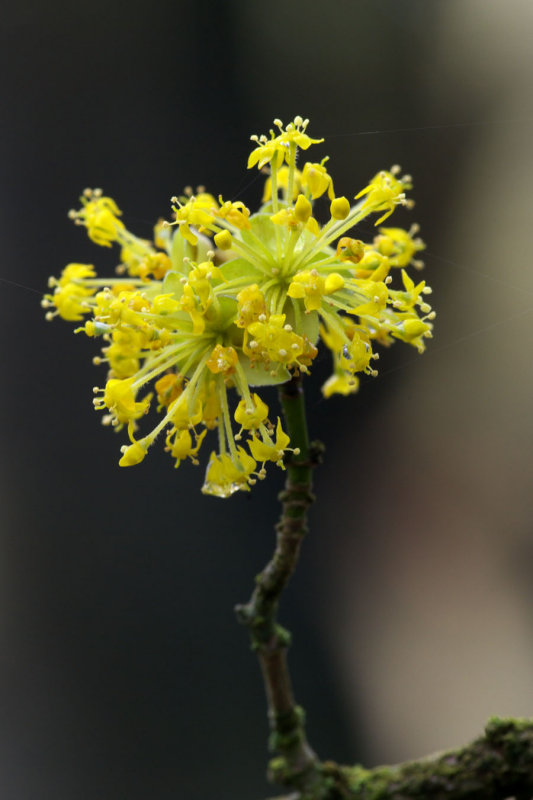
[235,374,326,798]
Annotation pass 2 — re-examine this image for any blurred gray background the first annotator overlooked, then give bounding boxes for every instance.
[2,1,533,797]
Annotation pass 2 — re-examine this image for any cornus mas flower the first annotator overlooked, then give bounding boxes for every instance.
[43,116,433,497]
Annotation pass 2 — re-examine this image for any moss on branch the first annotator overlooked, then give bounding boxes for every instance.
[320,717,533,799]
[265,718,533,799]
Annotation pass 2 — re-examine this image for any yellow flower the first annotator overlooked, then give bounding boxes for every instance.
[374,225,425,268]
[206,344,239,376]
[71,189,125,247]
[202,448,257,497]
[155,373,183,408]
[166,428,207,467]
[214,230,233,250]
[301,160,334,200]
[287,269,344,313]
[248,418,291,467]
[330,197,350,221]
[43,281,95,321]
[57,263,96,285]
[248,116,323,170]
[234,393,269,431]
[171,193,217,245]
[119,440,147,467]
[46,114,433,495]
[97,378,151,424]
[336,237,365,263]
[236,285,267,328]
[355,168,411,225]
[215,199,251,230]
[245,314,310,369]
[322,373,359,398]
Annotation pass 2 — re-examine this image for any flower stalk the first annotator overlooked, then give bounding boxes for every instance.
[236,374,327,798]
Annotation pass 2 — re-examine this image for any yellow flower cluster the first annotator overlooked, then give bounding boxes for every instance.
[43,116,433,497]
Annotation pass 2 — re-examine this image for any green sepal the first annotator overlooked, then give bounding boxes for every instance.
[243,212,287,251]
[238,353,291,386]
[162,270,184,300]
[209,295,238,330]
[220,257,264,284]
[170,228,212,271]
[284,304,319,344]
[170,229,187,271]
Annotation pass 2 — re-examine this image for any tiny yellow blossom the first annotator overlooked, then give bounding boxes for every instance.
[301,160,334,200]
[119,440,147,467]
[202,448,257,497]
[214,230,233,250]
[206,344,239,376]
[287,269,344,313]
[249,418,291,467]
[355,168,411,225]
[330,197,350,221]
[215,199,251,230]
[166,428,207,467]
[71,190,125,247]
[248,117,323,171]
[97,378,150,424]
[322,373,359,398]
[234,393,269,431]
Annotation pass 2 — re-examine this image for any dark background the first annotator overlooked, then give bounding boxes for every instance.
[2,1,533,798]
